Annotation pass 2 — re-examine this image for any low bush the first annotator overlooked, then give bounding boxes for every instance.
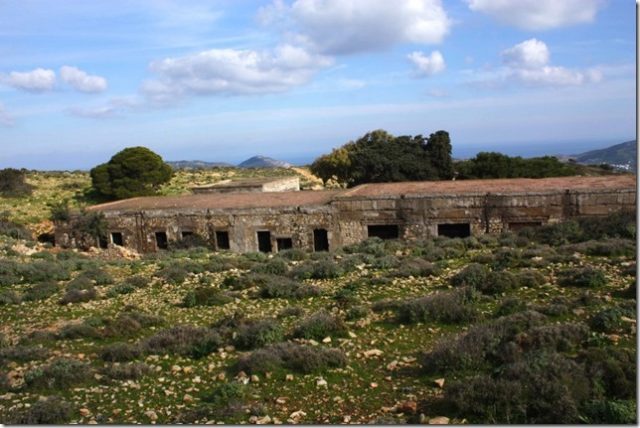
[333,283,359,307]
[201,382,246,409]
[24,358,92,389]
[107,282,136,297]
[3,396,73,424]
[0,289,21,305]
[579,346,636,399]
[142,325,222,358]
[589,304,636,334]
[346,305,370,321]
[490,248,523,270]
[19,260,71,283]
[478,271,518,295]
[22,280,59,301]
[66,275,94,291]
[0,259,19,286]
[100,342,142,362]
[157,264,189,284]
[343,237,387,256]
[258,276,321,299]
[182,287,232,307]
[58,323,101,340]
[277,248,307,261]
[237,342,347,374]
[59,287,97,304]
[292,311,348,340]
[516,269,546,287]
[252,258,288,275]
[290,259,344,280]
[450,263,490,288]
[494,297,528,317]
[395,287,479,324]
[557,267,607,288]
[100,362,152,380]
[393,258,441,278]
[80,266,113,285]
[371,298,403,313]
[277,306,304,318]
[582,400,637,424]
[234,319,284,350]
[0,345,48,364]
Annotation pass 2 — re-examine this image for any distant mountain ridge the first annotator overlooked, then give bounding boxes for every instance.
[168,156,292,169]
[571,140,636,171]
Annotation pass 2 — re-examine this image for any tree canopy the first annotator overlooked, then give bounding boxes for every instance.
[0,168,34,197]
[455,152,579,179]
[310,129,453,187]
[90,147,173,200]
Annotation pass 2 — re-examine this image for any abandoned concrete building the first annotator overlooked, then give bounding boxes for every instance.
[54,175,636,253]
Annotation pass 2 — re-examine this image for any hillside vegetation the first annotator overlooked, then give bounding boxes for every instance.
[0,172,635,424]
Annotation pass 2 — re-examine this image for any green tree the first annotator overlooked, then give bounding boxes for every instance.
[90,147,173,200]
[310,147,352,187]
[425,130,454,180]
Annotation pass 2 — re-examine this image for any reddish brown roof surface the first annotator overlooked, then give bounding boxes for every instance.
[89,175,635,212]
[89,190,340,212]
[339,175,636,198]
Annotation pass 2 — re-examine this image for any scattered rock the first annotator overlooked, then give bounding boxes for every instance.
[79,408,91,417]
[398,401,417,414]
[217,372,226,381]
[251,375,260,383]
[256,415,271,424]
[317,377,328,387]
[370,382,378,388]
[183,394,194,403]
[275,397,287,405]
[363,349,383,358]
[428,416,450,424]
[285,374,294,381]
[145,410,158,422]
[322,336,332,343]
[433,378,445,388]
[386,360,399,371]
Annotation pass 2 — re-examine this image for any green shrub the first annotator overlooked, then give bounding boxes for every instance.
[579,347,636,399]
[395,287,479,324]
[202,382,246,407]
[182,287,232,307]
[393,258,441,277]
[0,289,21,305]
[252,258,288,275]
[451,263,490,288]
[557,267,607,288]
[24,358,92,389]
[371,298,403,313]
[79,266,113,285]
[66,275,94,291]
[582,400,637,424]
[59,287,97,304]
[0,345,49,364]
[22,280,59,301]
[4,396,72,424]
[343,237,387,256]
[20,260,71,283]
[237,342,347,374]
[490,248,522,270]
[100,362,152,380]
[589,304,636,334]
[258,276,320,299]
[0,214,32,240]
[100,342,142,362]
[142,325,222,358]
[157,264,189,284]
[290,259,344,280]
[517,270,546,287]
[478,271,518,295]
[277,306,304,318]
[0,259,19,286]
[293,311,348,340]
[346,305,370,321]
[57,323,101,340]
[234,319,284,350]
[495,297,528,317]
[107,282,136,297]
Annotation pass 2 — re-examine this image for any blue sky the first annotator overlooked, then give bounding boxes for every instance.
[0,0,635,169]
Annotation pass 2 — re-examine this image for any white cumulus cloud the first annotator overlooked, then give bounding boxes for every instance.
[1,68,56,92]
[259,0,451,55]
[466,0,604,30]
[60,66,107,93]
[408,50,446,77]
[501,38,549,69]
[142,44,332,104]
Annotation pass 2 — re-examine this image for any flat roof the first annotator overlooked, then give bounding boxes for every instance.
[88,175,635,212]
[89,189,340,212]
[191,176,297,190]
[338,175,636,198]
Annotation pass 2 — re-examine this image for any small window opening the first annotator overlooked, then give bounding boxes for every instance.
[215,231,230,250]
[111,232,123,246]
[257,231,272,253]
[367,225,399,240]
[313,229,329,252]
[276,238,293,252]
[155,231,168,250]
[181,231,193,239]
[98,236,109,249]
[37,233,55,245]
[437,223,471,238]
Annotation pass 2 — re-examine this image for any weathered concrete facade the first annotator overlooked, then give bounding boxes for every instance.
[55,176,636,253]
[191,177,300,194]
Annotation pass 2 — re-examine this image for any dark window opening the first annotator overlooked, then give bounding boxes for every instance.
[509,222,542,231]
[276,238,293,252]
[438,223,471,238]
[367,225,399,240]
[155,231,168,250]
[313,229,329,252]
[111,232,123,246]
[216,231,230,250]
[181,231,193,239]
[37,233,55,245]
[98,236,109,249]
[257,231,272,253]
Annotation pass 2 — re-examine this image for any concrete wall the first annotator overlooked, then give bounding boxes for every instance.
[54,186,636,253]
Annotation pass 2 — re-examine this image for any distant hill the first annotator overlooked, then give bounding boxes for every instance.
[167,160,234,169]
[238,155,291,169]
[571,140,636,171]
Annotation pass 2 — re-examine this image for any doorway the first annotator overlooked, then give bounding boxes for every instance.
[257,231,272,253]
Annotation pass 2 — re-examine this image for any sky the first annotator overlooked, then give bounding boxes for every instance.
[0,0,636,169]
